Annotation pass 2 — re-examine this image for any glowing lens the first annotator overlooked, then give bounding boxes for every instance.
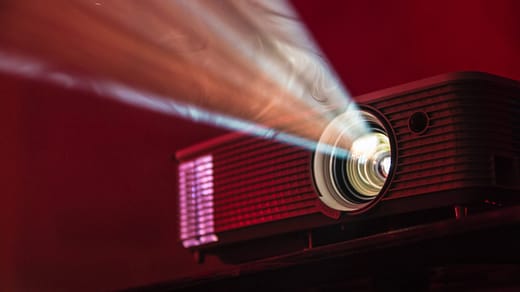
[346,132,391,197]
[313,109,394,212]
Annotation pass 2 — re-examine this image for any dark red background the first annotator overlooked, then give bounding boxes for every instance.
[1,1,519,290]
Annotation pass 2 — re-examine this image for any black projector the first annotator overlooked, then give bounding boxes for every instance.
[176,72,520,262]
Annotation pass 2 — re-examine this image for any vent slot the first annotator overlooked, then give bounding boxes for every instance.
[179,155,219,248]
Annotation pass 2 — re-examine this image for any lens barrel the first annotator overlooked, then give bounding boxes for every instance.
[313,108,394,212]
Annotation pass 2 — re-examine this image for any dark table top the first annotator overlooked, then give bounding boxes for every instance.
[129,205,520,291]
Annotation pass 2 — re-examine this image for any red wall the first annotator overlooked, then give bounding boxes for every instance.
[1,1,519,290]
[295,0,520,95]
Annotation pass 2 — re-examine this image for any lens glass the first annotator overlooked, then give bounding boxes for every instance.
[346,132,391,197]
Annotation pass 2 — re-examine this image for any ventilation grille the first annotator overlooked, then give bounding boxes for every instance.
[178,136,318,245]
[179,155,218,248]
[370,82,520,197]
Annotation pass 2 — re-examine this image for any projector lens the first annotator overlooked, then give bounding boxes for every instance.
[345,132,391,197]
[313,108,394,212]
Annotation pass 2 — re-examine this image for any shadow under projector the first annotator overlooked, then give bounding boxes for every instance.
[176,72,520,263]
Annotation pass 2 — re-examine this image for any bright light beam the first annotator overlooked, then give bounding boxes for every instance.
[0,0,369,152]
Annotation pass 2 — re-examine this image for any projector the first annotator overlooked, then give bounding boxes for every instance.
[176,72,520,262]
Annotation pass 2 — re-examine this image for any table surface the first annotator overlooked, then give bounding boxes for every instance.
[128,205,520,291]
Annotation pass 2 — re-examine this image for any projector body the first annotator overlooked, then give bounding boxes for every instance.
[177,72,520,261]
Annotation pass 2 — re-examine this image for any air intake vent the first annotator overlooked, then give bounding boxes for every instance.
[179,155,218,248]
[177,135,319,240]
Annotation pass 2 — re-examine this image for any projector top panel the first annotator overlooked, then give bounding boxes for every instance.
[354,71,520,103]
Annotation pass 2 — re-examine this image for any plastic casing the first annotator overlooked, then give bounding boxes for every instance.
[176,72,520,253]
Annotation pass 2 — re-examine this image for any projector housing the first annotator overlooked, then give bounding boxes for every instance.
[176,72,520,261]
